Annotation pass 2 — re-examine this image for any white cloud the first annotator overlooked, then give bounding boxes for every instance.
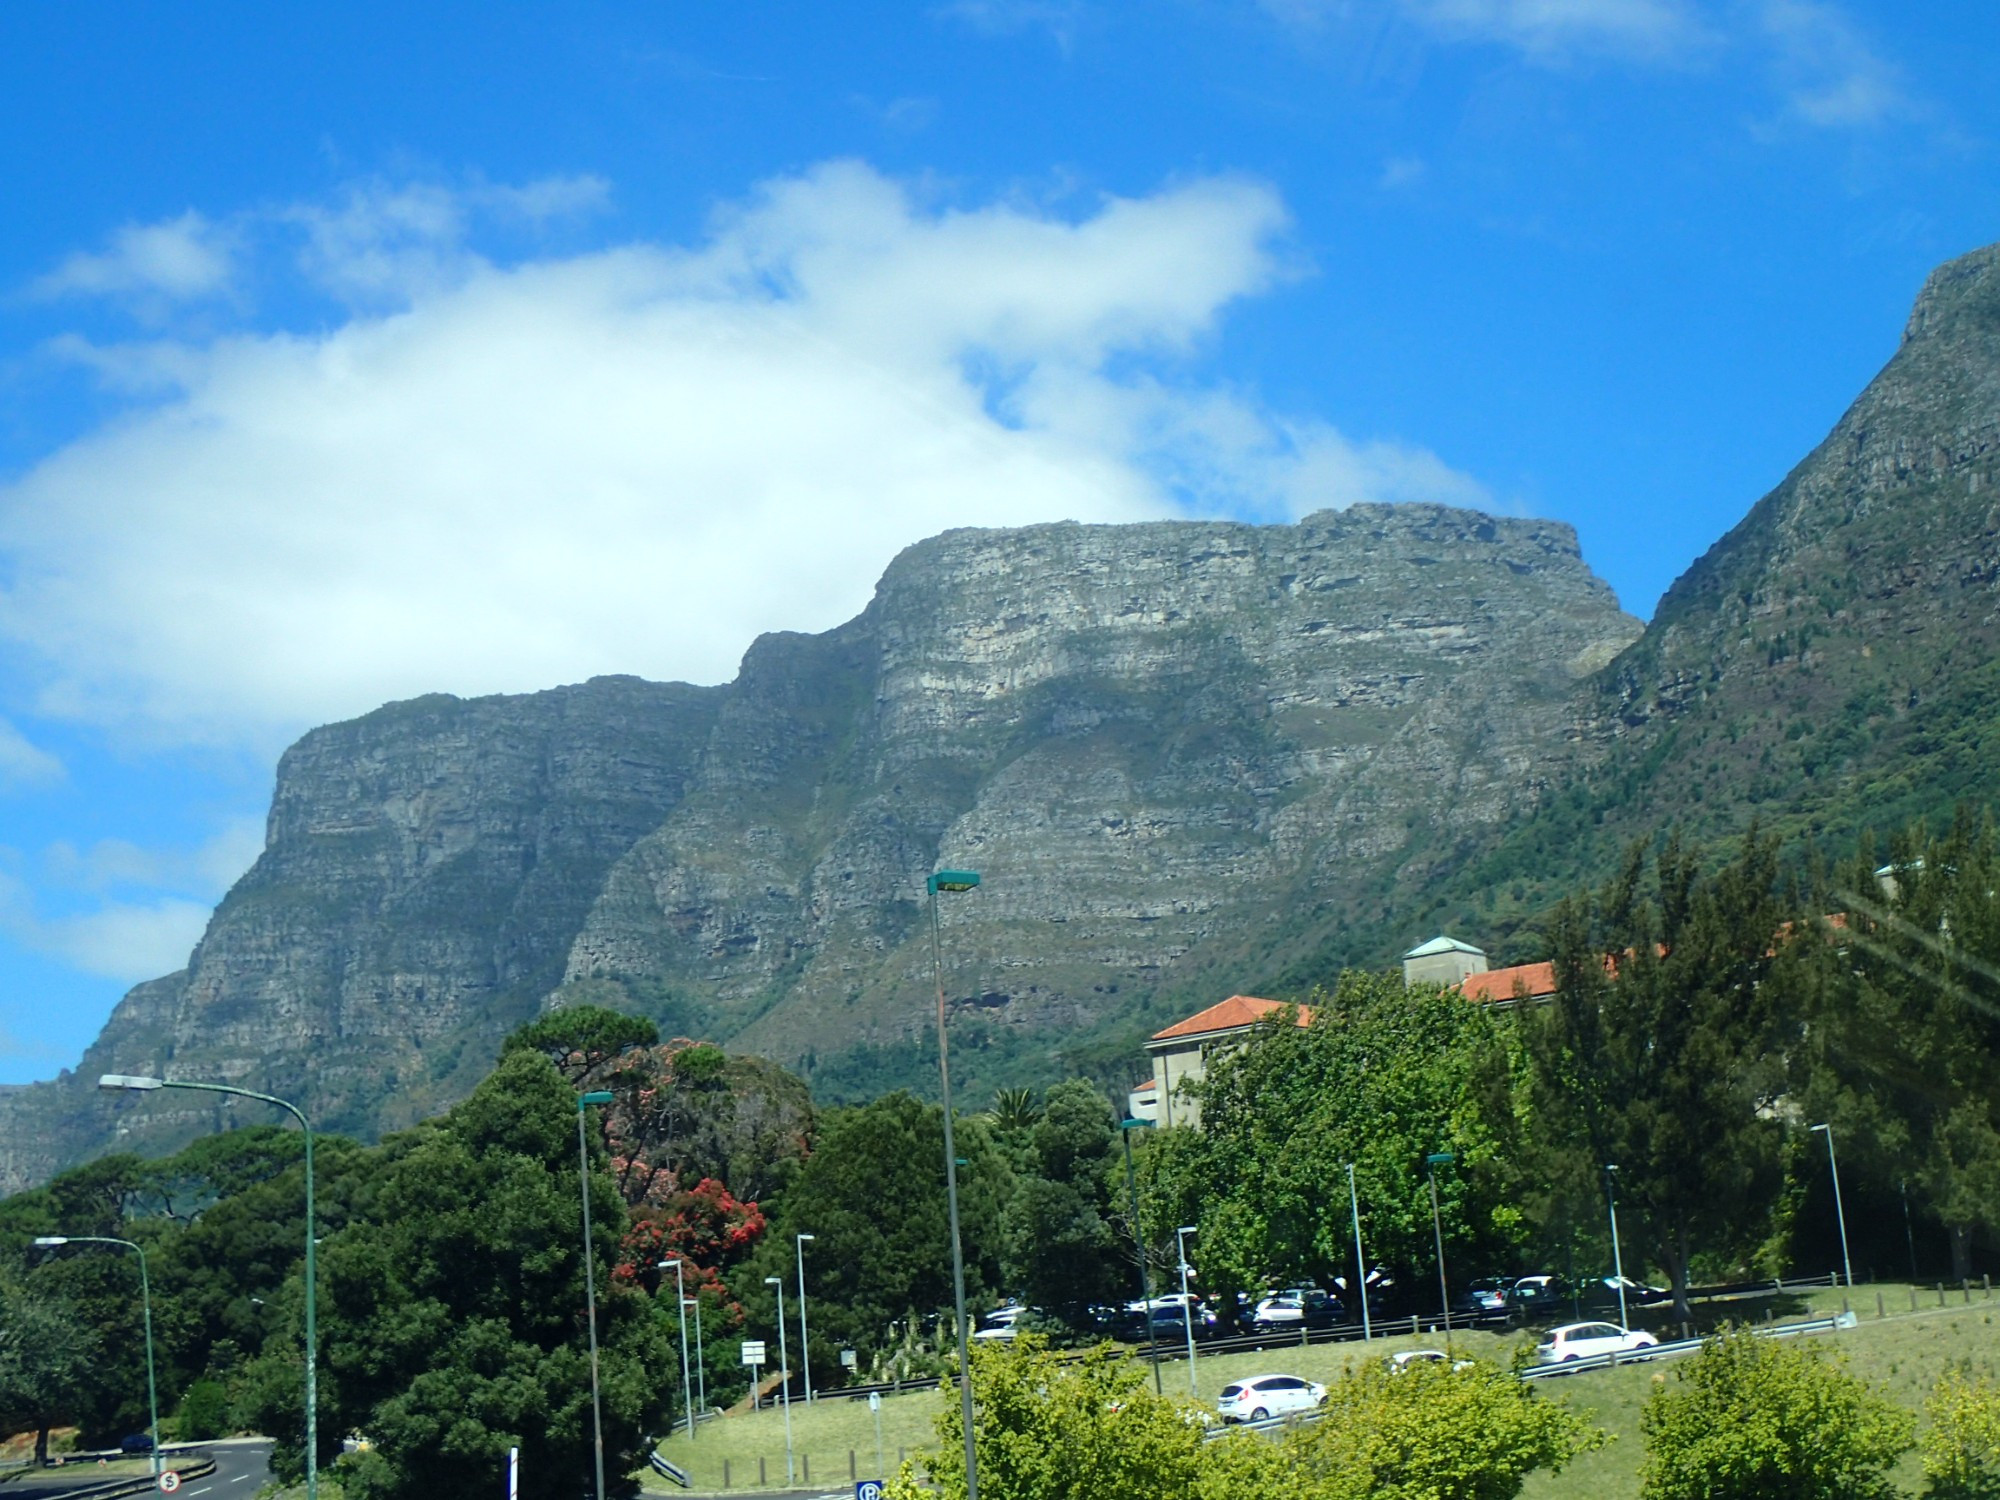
[0,865,213,983]
[0,162,1487,749]
[1398,0,1704,58]
[41,817,265,896]
[16,895,214,983]
[1266,0,1707,61]
[287,174,612,306]
[30,210,237,309]
[0,817,263,984]
[1757,0,1904,127]
[0,719,63,790]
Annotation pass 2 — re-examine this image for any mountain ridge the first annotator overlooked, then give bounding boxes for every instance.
[5,239,1998,1193]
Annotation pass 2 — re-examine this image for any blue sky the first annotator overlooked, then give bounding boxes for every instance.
[1,0,1995,1084]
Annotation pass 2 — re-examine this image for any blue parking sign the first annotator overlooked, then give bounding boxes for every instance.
[856,1483,885,1500]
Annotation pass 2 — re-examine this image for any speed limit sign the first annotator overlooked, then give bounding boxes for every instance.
[158,1472,181,1493]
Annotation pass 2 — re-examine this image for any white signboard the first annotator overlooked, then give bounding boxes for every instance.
[740,1340,767,1366]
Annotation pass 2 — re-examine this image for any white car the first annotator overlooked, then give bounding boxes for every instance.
[1215,1373,1327,1423]
[1534,1321,1659,1365]
[975,1304,1030,1340]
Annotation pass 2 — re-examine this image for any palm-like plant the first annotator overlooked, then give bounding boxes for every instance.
[989,1085,1043,1133]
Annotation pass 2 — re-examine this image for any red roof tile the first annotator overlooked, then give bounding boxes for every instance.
[1150,994,1312,1044]
[1458,962,1557,1004]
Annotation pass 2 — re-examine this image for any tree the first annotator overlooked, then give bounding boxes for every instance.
[1147,973,1527,1318]
[1204,1357,1603,1500]
[1798,813,2000,1282]
[747,1091,1010,1388]
[276,1049,674,1500]
[589,1041,812,1209]
[1639,1327,1911,1500]
[0,1274,105,1463]
[1924,1367,2000,1499]
[503,1005,660,1082]
[1001,1082,1122,1321]
[1525,832,1803,1315]
[988,1087,1043,1134]
[887,1336,1205,1500]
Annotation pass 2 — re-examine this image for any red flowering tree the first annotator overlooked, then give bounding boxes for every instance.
[614,1178,767,1301]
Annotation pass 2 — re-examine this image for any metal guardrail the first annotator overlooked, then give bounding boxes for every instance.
[7,1456,216,1500]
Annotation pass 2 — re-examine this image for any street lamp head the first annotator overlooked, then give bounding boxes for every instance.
[31,1236,68,1246]
[1605,1163,1619,1174]
[1119,1116,1156,1131]
[578,1091,615,1107]
[797,1232,815,1243]
[1177,1225,1197,1235]
[1426,1152,1456,1166]
[98,1074,164,1091]
[928,870,981,894]
[765,1276,781,1286]
[1811,1123,1830,1134]
[659,1259,681,1269]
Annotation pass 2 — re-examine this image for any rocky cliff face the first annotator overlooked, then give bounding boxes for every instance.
[1416,242,2000,958]
[1,505,1638,1188]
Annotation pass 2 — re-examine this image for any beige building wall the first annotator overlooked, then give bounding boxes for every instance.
[1151,1042,1210,1129]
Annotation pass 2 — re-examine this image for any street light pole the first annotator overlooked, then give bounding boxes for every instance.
[1119,1117,1162,1396]
[576,1090,616,1500]
[100,1075,318,1500]
[1605,1165,1629,1330]
[1346,1163,1372,1342]
[796,1233,816,1404]
[927,869,981,1500]
[32,1237,159,1474]
[685,1296,707,1420]
[1175,1226,1199,1397]
[1812,1124,1854,1288]
[764,1277,795,1485]
[660,1261,694,1440]
[1425,1152,1456,1338]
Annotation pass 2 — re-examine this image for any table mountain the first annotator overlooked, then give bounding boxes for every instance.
[7,237,1996,1194]
[1,506,1637,1188]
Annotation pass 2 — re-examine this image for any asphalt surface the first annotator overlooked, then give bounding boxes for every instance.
[7,1440,272,1500]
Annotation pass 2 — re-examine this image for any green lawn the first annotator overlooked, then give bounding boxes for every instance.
[650,1283,2000,1495]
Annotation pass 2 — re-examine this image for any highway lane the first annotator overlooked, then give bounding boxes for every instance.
[7,1440,271,1500]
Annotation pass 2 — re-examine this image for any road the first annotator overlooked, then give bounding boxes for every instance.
[7,1441,272,1500]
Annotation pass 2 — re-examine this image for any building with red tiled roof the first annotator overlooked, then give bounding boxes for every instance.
[1144,994,1313,1129]
[1457,960,1558,1006]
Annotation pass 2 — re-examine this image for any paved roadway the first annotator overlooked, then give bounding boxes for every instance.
[7,1441,272,1500]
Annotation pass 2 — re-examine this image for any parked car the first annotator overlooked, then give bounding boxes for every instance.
[1593,1276,1671,1307]
[975,1303,1034,1340]
[119,1434,155,1455]
[1534,1321,1660,1365]
[1248,1289,1344,1332]
[1215,1373,1328,1423]
[1334,1268,1397,1316]
[1450,1277,1512,1322]
[1506,1274,1570,1319]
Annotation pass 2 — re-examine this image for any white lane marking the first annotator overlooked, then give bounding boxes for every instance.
[189,1488,213,1495]
[230,1476,250,1483]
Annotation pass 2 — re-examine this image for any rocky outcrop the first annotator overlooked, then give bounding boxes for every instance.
[2,506,1638,1186]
